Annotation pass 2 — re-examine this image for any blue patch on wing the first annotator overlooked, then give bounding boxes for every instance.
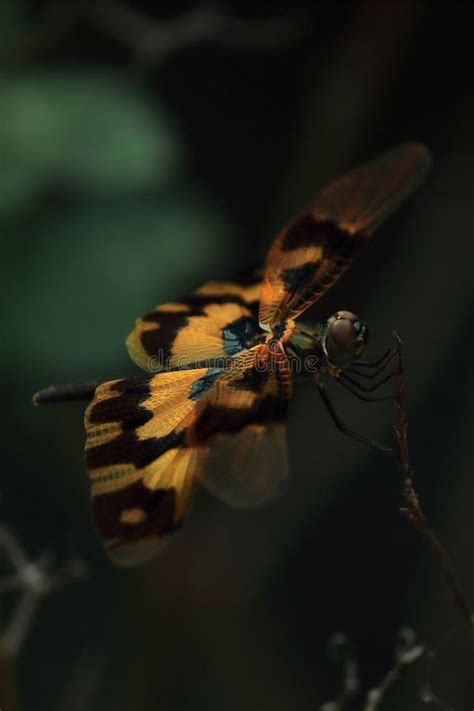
[188,368,223,401]
[223,316,260,356]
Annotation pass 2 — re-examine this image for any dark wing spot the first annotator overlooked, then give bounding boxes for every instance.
[93,483,179,543]
[86,430,186,470]
[141,311,190,360]
[88,376,154,428]
[190,395,286,445]
[280,215,350,251]
[246,299,260,320]
[322,226,361,261]
[143,489,174,515]
[280,262,320,293]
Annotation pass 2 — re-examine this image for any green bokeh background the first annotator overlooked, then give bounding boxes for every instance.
[0,2,473,710]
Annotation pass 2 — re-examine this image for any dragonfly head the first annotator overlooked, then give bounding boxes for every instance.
[322,311,369,369]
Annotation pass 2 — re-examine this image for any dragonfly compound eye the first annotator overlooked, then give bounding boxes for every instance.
[324,311,369,367]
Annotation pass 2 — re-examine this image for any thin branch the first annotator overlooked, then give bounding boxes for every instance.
[320,632,359,710]
[321,628,426,711]
[419,676,455,710]
[0,526,88,658]
[88,2,308,63]
[2,590,42,659]
[0,527,30,571]
[364,627,425,711]
[2,1,308,67]
[392,333,473,636]
[419,687,454,710]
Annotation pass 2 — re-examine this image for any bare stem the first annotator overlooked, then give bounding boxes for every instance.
[320,632,359,710]
[364,628,425,711]
[392,333,473,637]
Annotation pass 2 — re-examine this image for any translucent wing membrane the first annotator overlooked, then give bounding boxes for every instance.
[190,343,292,508]
[126,266,263,372]
[259,143,431,328]
[84,344,291,564]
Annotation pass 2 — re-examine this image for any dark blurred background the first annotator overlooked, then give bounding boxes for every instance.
[0,1,473,709]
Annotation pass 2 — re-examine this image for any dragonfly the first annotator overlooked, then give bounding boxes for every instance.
[34,142,431,565]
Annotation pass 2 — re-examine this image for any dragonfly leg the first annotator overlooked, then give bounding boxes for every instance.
[355,346,394,368]
[314,375,396,457]
[336,376,392,402]
[347,353,395,380]
[339,370,393,394]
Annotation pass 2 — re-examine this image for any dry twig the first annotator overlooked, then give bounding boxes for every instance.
[1,1,308,66]
[364,627,425,710]
[320,628,425,711]
[88,2,307,62]
[320,632,359,710]
[0,525,88,710]
[0,526,88,658]
[392,333,473,636]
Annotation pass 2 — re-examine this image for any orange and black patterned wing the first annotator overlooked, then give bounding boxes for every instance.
[259,143,431,329]
[126,266,263,372]
[84,344,291,564]
[189,342,292,509]
[84,367,220,565]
